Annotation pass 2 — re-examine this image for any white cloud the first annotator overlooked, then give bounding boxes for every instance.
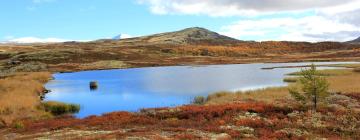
[138,0,357,16]
[139,0,360,41]
[220,16,360,42]
[3,37,69,44]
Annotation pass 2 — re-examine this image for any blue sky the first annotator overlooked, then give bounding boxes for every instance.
[1,0,360,42]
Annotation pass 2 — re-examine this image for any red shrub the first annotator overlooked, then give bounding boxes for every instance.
[174,133,200,140]
[236,118,266,128]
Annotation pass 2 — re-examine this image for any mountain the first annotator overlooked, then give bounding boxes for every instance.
[348,36,360,44]
[116,27,240,45]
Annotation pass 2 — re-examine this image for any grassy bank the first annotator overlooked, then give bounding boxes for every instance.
[0,72,52,126]
[1,64,360,139]
[204,64,360,105]
[0,72,81,127]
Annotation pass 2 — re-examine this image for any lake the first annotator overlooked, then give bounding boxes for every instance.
[45,62,357,118]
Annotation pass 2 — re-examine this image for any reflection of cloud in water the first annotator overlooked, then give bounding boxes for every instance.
[142,65,281,95]
[44,61,360,118]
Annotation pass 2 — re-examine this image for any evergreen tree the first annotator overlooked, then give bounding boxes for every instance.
[289,64,329,111]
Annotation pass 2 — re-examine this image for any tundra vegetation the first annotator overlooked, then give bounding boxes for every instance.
[0,72,80,128]
[0,27,360,138]
[289,64,330,111]
[0,64,359,139]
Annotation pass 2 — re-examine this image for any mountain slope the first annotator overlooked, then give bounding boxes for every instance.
[117,27,240,45]
[348,37,360,44]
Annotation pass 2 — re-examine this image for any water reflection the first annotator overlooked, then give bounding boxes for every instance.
[45,62,358,118]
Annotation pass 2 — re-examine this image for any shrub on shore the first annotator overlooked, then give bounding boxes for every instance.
[192,96,206,105]
[289,64,329,111]
[42,101,80,116]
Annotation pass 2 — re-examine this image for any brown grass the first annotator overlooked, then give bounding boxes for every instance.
[206,67,360,105]
[0,72,52,126]
[327,72,360,93]
[206,87,292,105]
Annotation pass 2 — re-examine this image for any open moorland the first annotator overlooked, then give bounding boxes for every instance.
[0,28,360,139]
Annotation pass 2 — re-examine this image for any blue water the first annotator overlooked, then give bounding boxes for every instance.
[45,62,357,118]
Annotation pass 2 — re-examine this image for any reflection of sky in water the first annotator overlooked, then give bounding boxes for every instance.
[45,62,358,118]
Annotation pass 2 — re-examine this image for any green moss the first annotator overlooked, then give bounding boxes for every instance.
[42,101,80,116]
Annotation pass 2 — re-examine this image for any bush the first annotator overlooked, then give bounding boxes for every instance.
[192,96,206,105]
[43,101,80,116]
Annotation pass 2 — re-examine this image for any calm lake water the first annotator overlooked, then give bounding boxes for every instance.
[45,62,357,118]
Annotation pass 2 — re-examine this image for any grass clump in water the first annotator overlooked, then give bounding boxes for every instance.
[42,101,80,116]
[283,77,298,83]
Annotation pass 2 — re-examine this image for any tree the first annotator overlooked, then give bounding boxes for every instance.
[289,64,329,111]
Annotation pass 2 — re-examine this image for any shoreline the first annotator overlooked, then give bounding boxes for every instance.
[44,61,359,117]
[2,62,360,139]
[51,59,360,74]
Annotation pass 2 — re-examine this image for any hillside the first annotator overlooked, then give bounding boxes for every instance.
[0,27,359,74]
[99,27,240,46]
[349,37,360,44]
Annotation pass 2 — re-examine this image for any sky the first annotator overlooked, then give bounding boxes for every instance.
[1,0,360,43]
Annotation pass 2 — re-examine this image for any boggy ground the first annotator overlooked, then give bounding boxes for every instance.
[1,65,360,139]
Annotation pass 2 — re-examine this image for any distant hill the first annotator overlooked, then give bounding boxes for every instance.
[115,27,240,46]
[348,37,360,44]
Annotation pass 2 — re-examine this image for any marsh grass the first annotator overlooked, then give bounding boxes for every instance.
[0,72,52,125]
[288,69,353,76]
[324,63,360,68]
[42,101,80,116]
[206,67,360,105]
[205,87,293,105]
[283,77,298,83]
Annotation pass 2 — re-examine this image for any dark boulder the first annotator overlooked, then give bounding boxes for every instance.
[90,81,98,90]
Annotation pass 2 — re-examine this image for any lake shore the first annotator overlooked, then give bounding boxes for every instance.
[1,63,360,139]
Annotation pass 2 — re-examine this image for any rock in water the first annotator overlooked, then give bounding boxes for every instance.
[90,81,98,90]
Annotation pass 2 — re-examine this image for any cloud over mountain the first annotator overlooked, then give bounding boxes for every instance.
[139,0,360,41]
